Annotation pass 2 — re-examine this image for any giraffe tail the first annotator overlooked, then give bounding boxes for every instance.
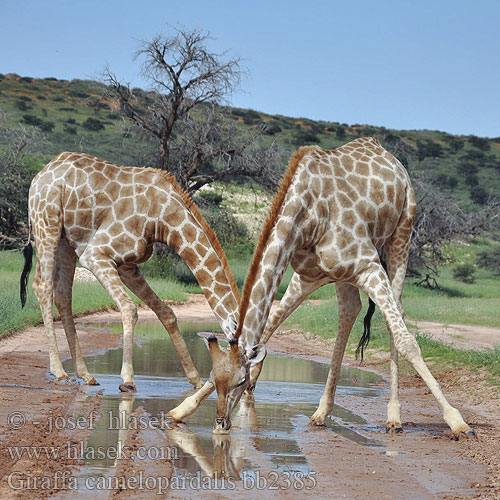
[20,242,33,308]
[356,298,375,362]
[356,255,388,361]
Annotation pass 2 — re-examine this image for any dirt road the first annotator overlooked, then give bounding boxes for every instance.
[0,295,498,499]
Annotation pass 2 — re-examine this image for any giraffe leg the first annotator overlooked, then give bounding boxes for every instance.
[118,265,202,388]
[310,283,361,425]
[384,208,413,434]
[248,272,329,391]
[32,223,69,382]
[53,239,98,385]
[79,251,137,392]
[356,263,474,439]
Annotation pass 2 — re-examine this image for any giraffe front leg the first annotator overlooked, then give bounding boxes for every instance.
[247,272,329,393]
[310,283,361,426]
[357,263,475,439]
[118,300,138,392]
[80,252,137,392]
[386,335,402,434]
[118,265,202,389]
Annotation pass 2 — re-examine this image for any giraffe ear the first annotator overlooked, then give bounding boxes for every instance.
[247,344,266,365]
[204,336,223,361]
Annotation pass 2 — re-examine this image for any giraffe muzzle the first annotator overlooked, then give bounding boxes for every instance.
[213,417,232,434]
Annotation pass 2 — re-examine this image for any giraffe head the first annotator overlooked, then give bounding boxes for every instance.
[205,336,266,434]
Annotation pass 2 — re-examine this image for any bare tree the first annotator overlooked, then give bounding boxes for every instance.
[409,175,498,288]
[0,115,46,247]
[104,26,283,192]
[168,104,283,193]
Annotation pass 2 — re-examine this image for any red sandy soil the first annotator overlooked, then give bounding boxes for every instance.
[0,295,498,499]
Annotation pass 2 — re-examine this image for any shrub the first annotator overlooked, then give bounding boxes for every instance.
[197,191,223,206]
[452,263,476,284]
[293,129,319,145]
[70,89,89,98]
[477,246,500,275]
[417,140,443,160]
[22,114,43,127]
[40,121,55,133]
[82,117,105,131]
[468,135,490,151]
[336,126,346,139]
[470,185,488,205]
[15,100,30,111]
[64,126,77,135]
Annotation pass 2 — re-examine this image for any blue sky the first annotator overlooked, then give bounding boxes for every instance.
[1,0,499,137]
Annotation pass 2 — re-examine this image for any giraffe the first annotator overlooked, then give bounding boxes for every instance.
[22,152,241,392]
[169,137,475,439]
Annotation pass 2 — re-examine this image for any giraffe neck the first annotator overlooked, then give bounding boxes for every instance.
[239,199,306,348]
[156,196,239,337]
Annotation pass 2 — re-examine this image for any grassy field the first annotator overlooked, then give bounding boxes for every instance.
[0,251,190,336]
[1,238,499,382]
[283,242,500,381]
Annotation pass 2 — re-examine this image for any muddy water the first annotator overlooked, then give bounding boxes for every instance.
[64,320,384,490]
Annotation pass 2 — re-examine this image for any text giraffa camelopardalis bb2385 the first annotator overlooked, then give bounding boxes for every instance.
[170,137,475,439]
[24,152,240,392]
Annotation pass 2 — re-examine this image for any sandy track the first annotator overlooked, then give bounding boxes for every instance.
[0,295,498,499]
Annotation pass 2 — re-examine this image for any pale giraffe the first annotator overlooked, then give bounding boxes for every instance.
[22,152,241,392]
[169,137,475,439]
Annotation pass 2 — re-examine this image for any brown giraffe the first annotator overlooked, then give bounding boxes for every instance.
[169,137,475,439]
[23,152,240,392]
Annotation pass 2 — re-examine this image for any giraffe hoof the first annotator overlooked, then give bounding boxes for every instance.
[119,383,136,392]
[466,429,478,438]
[453,428,477,440]
[386,424,404,434]
[55,375,72,385]
[85,377,100,386]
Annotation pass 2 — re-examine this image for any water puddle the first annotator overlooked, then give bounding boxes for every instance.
[64,319,385,491]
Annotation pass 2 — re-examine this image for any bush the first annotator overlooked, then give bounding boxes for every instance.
[468,135,490,151]
[477,246,500,275]
[22,114,43,127]
[293,129,319,145]
[470,185,488,205]
[15,100,31,111]
[336,126,346,139]
[82,117,105,131]
[417,140,443,160]
[452,263,476,284]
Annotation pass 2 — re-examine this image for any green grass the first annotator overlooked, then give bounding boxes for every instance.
[0,250,189,336]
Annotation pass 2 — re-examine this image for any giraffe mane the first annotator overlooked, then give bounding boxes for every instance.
[235,145,317,339]
[156,170,241,303]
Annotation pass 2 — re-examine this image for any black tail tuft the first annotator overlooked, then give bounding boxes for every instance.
[355,255,389,362]
[20,242,33,308]
[356,298,375,362]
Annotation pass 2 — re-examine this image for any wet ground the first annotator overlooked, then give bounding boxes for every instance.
[0,299,496,499]
[66,320,385,495]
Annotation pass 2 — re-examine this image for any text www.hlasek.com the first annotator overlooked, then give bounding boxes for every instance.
[7,441,177,461]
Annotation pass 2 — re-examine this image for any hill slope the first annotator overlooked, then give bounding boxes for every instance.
[1,72,499,207]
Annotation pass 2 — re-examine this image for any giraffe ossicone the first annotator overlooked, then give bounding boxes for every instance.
[23,152,241,392]
[170,137,475,440]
